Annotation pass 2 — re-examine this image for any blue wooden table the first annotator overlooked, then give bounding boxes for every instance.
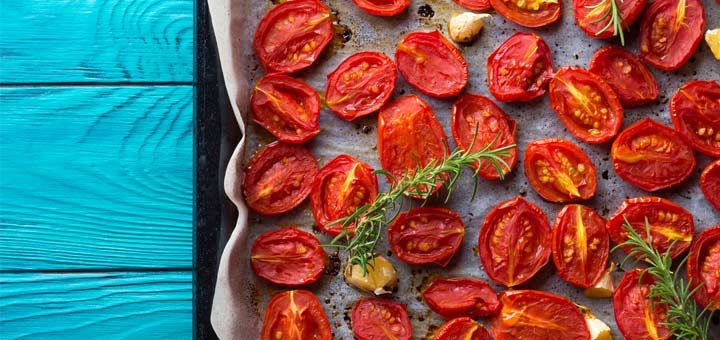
[1,1,194,338]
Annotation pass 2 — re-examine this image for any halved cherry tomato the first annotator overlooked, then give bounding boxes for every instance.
[261,290,332,340]
[479,196,551,287]
[490,290,590,340]
[687,225,720,310]
[352,0,410,16]
[489,0,561,28]
[701,159,720,210]
[611,118,696,191]
[395,31,468,98]
[588,47,659,108]
[253,0,333,73]
[434,317,491,340]
[451,94,517,180]
[352,298,412,340]
[487,33,554,102]
[251,227,326,286]
[670,80,720,157]
[422,277,501,319]
[607,196,695,259]
[251,74,320,143]
[639,0,706,71]
[551,204,608,288]
[613,269,671,340]
[574,0,646,39]
[310,155,378,236]
[388,207,465,266]
[524,138,597,203]
[549,67,624,144]
[378,95,449,197]
[453,0,491,11]
[325,52,397,121]
[243,142,318,215]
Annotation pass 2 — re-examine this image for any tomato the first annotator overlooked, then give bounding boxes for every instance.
[701,159,720,210]
[310,155,378,236]
[574,0,646,39]
[378,95,449,197]
[524,139,597,202]
[433,317,491,340]
[551,204,608,288]
[479,196,551,287]
[352,0,410,16]
[670,80,720,157]
[687,225,720,310]
[639,0,706,71]
[261,290,332,340]
[588,47,659,108]
[253,0,333,73]
[453,0,491,11]
[487,33,554,102]
[325,52,398,121]
[243,142,318,215]
[251,228,326,286]
[352,298,412,340]
[388,207,465,266]
[251,74,320,143]
[490,290,590,340]
[451,94,517,180]
[549,67,624,144]
[489,0,561,28]
[607,196,695,259]
[422,277,501,319]
[613,269,671,340]
[611,118,696,191]
[395,31,468,98]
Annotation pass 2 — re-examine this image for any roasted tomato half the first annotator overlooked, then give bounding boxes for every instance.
[614,269,671,340]
[551,204,609,288]
[687,225,720,310]
[388,207,465,266]
[611,118,696,191]
[639,0,706,71]
[549,67,624,144]
[701,159,720,210]
[607,196,695,259]
[479,196,551,287]
[574,0,646,39]
[243,142,318,215]
[670,80,720,157]
[588,47,659,108]
[451,94,518,180]
[422,277,501,319]
[378,95,449,198]
[251,228,326,286]
[325,52,398,121]
[352,298,412,340]
[261,290,332,340]
[251,74,320,143]
[490,290,590,340]
[253,0,333,73]
[489,0,561,28]
[395,31,468,98]
[310,154,378,236]
[524,139,597,203]
[434,317,491,340]
[352,0,410,16]
[487,33,554,102]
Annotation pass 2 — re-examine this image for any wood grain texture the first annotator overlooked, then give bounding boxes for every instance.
[0,86,192,270]
[0,0,193,83]
[0,271,192,339]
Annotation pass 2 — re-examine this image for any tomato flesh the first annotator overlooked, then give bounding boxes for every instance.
[251,74,320,143]
[614,269,671,340]
[687,226,720,310]
[588,47,659,108]
[388,207,465,266]
[251,228,326,286]
[352,0,410,16]
[261,290,332,340]
[574,0,646,39]
[434,317,491,340]
[487,33,554,102]
[524,138,597,202]
[670,80,720,157]
[701,160,720,211]
[453,0,491,10]
[422,277,501,319]
[352,298,412,340]
[639,0,706,71]
[490,0,561,28]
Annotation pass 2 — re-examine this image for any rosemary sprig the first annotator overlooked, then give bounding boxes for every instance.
[586,0,626,46]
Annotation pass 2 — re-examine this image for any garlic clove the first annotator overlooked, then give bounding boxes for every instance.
[584,263,615,298]
[705,28,720,60]
[578,306,613,340]
[344,255,398,295]
[448,12,491,43]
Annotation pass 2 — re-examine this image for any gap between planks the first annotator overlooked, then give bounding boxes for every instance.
[0,267,194,274]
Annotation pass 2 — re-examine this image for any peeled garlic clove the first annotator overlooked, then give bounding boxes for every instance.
[705,28,720,60]
[448,12,491,43]
[584,263,615,298]
[344,255,397,295]
[578,305,613,340]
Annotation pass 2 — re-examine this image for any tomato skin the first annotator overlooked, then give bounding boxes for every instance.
[352,298,412,340]
[687,225,720,310]
[479,196,551,287]
[613,269,671,340]
[433,317,491,340]
[352,0,410,16]
[489,0,561,28]
[524,138,597,202]
[388,207,465,266]
[670,80,720,157]
[573,0,646,39]
[611,118,696,192]
[325,52,398,121]
[251,74,320,143]
[701,160,720,211]
[261,290,332,340]
[487,33,554,102]
[251,228,326,286]
[243,142,318,215]
[422,277,501,319]
[588,47,659,108]
[639,0,706,71]
[395,31,468,98]
[549,67,624,144]
[253,0,333,73]
[310,155,378,236]
[451,94,518,180]
[452,0,491,11]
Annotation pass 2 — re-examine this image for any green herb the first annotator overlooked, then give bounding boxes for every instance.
[586,0,626,46]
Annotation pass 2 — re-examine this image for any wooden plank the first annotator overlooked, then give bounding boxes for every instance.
[0,271,192,339]
[0,86,192,270]
[0,0,193,83]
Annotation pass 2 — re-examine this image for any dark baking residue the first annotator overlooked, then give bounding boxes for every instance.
[361,125,372,134]
[602,170,609,180]
[325,252,342,276]
[335,24,353,43]
[418,4,434,18]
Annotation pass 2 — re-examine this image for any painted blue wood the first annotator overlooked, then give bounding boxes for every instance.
[0,0,193,83]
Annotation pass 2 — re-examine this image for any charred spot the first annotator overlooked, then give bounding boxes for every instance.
[333,24,353,45]
[325,252,342,276]
[602,170,609,180]
[417,4,434,18]
[361,125,372,134]
[386,250,393,257]
[519,190,527,197]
